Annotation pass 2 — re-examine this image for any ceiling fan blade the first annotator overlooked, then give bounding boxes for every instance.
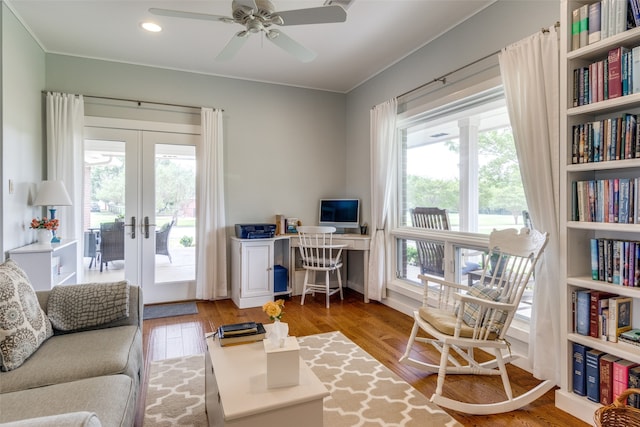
[275,4,347,26]
[215,32,249,61]
[234,0,257,11]
[267,30,316,63]
[148,8,230,23]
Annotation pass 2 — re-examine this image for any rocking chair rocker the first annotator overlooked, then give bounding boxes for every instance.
[399,227,551,415]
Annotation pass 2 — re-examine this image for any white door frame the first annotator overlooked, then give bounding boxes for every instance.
[84,117,200,303]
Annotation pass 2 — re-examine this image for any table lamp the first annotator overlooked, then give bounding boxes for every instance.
[33,180,72,243]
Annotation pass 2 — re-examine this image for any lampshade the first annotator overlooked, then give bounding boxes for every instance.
[33,180,72,206]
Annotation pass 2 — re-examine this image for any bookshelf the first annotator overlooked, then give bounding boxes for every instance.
[558,1,640,423]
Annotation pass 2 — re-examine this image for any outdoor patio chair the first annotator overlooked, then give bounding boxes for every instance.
[156,219,175,263]
[411,207,450,277]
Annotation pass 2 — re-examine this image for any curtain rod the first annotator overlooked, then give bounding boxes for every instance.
[41,91,223,112]
[396,21,560,101]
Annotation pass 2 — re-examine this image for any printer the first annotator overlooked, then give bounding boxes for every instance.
[235,223,276,239]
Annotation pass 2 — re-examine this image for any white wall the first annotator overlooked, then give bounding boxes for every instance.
[44,55,348,234]
[345,0,560,227]
[2,2,45,256]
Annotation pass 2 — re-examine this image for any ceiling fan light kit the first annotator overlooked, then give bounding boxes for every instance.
[149,0,347,62]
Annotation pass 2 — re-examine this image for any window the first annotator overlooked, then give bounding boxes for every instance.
[392,84,532,321]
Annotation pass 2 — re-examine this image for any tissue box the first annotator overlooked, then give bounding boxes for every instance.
[263,336,300,388]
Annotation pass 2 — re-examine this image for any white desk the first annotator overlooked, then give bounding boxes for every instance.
[288,233,371,303]
[205,335,328,427]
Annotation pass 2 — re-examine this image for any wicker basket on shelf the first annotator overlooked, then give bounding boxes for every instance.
[594,388,640,427]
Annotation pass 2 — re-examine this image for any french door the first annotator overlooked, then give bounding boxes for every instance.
[83,123,198,304]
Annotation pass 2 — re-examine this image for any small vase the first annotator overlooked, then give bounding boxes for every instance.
[269,319,289,348]
[36,229,52,245]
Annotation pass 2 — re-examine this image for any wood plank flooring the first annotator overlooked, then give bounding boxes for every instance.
[138,289,588,426]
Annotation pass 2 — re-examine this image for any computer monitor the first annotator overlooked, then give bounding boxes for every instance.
[318,198,360,230]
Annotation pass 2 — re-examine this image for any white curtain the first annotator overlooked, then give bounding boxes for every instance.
[196,108,227,300]
[45,92,85,275]
[499,25,560,384]
[367,98,398,301]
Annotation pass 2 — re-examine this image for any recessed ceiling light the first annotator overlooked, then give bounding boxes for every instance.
[141,22,162,32]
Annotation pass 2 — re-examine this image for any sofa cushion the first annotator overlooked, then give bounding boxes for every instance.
[0,325,142,394]
[0,375,135,427]
[47,281,130,331]
[0,412,101,427]
[0,260,53,371]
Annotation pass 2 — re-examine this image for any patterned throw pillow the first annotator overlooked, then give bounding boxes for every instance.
[47,281,130,331]
[461,284,508,330]
[0,259,53,371]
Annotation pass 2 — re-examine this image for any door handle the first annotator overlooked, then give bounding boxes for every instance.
[144,216,157,239]
[123,216,136,239]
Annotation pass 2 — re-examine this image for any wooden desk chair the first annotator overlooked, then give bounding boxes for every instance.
[399,227,551,414]
[297,226,346,308]
[410,207,450,276]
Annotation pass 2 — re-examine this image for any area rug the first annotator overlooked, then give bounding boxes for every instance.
[143,331,461,427]
[143,302,198,320]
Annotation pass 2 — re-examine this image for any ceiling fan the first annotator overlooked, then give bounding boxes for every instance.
[149,0,347,62]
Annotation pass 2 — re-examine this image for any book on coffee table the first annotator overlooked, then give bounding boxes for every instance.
[219,322,258,336]
[218,323,266,346]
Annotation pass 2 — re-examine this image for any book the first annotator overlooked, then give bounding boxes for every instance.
[572,342,589,396]
[591,238,600,280]
[621,328,640,342]
[609,46,626,99]
[217,322,266,346]
[219,321,258,336]
[609,296,633,342]
[590,291,617,338]
[600,354,621,405]
[580,4,590,48]
[613,359,639,402]
[572,6,581,50]
[576,289,592,335]
[628,366,640,408]
[589,2,603,44]
[586,349,605,402]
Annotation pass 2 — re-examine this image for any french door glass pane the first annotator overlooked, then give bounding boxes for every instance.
[84,139,126,282]
[154,144,196,284]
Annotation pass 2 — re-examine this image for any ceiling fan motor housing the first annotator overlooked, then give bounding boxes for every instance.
[232,0,276,26]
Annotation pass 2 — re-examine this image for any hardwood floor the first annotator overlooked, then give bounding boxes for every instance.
[138,289,588,426]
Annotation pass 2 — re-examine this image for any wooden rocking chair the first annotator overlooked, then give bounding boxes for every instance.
[399,227,552,415]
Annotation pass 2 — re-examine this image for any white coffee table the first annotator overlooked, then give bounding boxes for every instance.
[205,335,329,427]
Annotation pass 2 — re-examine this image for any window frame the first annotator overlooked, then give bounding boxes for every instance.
[388,77,533,331]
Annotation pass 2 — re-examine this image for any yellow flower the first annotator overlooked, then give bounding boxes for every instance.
[262,299,285,320]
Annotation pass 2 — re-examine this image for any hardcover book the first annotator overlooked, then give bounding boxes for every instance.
[613,359,639,402]
[572,342,589,396]
[576,289,592,335]
[600,354,621,405]
[217,322,266,346]
[628,366,640,408]
[609,296,633,342]
[590,291,617,338]
[219,321,258,336]
[586,349,605,402]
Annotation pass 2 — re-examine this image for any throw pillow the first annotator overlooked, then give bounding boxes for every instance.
[0,259,53,371]
[47,281,130,331]
[461,284,508,331]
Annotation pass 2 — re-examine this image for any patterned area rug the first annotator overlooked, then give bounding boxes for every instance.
[143,331,461,427]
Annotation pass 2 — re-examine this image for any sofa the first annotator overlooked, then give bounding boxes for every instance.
[0,259,143,427]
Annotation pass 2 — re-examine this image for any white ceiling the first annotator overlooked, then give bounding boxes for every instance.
[7,0,495,93]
